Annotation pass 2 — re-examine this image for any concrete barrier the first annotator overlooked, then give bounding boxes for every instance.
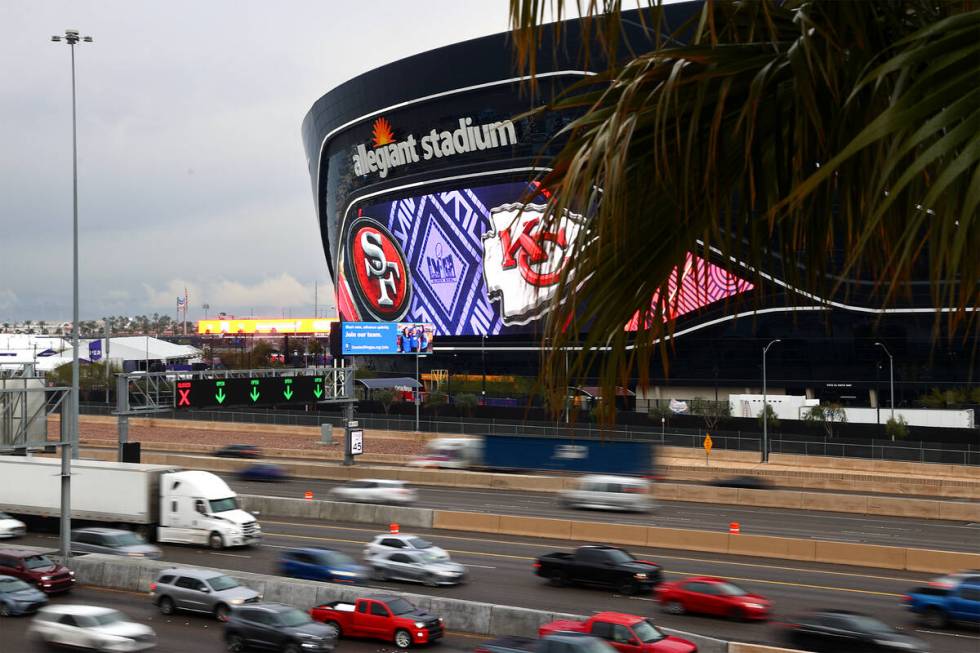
[238,495,434,529]
[570,521,649,547]
[648,527,729,554]
[727,534,816,562]
[905,548,980,574]
[433,510,502,533]
[813,541,907,570]
[498,515,572,540]
[937,500,980,522]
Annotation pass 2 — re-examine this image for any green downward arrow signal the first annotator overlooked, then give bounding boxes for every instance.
[215,387,226,404]
[313,385,323,399]
[250,387,260,402]
[283,378,294,401]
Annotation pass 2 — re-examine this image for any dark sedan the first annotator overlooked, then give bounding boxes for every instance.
[237,463,288,482]
[783,610,929,652]
[213,444,261,459]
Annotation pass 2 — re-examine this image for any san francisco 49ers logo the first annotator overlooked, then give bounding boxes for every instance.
[483,203,584,325]
[344,216,412,321]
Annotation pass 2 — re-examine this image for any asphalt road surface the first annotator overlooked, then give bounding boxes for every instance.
[224,475,980,552]
[0,586,483,653]
[17,521,980,653]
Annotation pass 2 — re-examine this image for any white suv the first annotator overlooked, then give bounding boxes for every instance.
[329,480,418,505]
[364,534,449,561]
[28,605,156,651]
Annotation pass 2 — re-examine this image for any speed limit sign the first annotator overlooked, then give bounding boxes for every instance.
[349,429,364,456]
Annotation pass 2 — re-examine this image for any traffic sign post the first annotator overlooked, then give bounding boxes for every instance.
[703,433,713,465]
[349,429,364,456]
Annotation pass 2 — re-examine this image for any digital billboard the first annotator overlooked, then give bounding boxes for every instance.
[336,180,754,337]
[197,318,338,335]
[340,322,435,355]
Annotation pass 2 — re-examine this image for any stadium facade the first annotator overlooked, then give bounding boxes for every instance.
[302,3,975,407]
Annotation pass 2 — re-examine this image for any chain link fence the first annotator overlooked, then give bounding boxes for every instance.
[80,403,978,465]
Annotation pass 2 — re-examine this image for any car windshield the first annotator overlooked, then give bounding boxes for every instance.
[209,497,239,513]
[107,532,144,547]
[24,555,53,570]
[207,575,239,591]
[407,537,433,550]
[320,551,356,567]
[633,620,666,643]
[0,578,31,593]
[602,549,635,564]
[845,615,894,634]
[0,512,12,520]
[278,608,312,627]
[716,582,749,596]
[418,551,442,564]
[386,598,415,615]
[92,611,126,626]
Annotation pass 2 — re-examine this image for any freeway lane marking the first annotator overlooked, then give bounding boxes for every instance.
[259,521,928,584]
[258,531,902,598]
[914,629,980,640]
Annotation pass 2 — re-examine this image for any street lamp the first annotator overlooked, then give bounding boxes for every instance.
[51,29,92,461]
[761,339,781,463]
[875,342,895,423]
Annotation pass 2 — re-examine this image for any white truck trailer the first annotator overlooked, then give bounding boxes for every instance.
[0,456,261,549]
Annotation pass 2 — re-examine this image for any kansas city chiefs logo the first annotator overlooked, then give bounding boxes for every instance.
[482,203,584,325]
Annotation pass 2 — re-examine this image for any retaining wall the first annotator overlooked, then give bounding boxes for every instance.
[238,494,980,573]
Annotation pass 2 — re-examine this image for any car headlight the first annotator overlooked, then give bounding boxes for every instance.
[126,552,144,557]
[68,571,75,577]
[230,598,244,605]
[332,570,356,577]
[414,621,425,628]
[633,573,648,580]
[438,570,457,576]
[744,602,766,609]
[41,576,51,581]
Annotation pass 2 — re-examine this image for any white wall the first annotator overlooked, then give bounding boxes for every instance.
[803,406,975,429]
[729,394,815,421]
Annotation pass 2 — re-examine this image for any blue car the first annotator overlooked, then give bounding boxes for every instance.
[237,463,289,482]
[0,574,48,616]
[278,547,366,584]
[904,581,980,628]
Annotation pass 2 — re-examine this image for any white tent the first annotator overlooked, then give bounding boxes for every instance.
[84,336,200,366]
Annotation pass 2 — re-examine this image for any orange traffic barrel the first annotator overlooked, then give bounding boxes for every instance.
[729,521,740,534]
[389,523,400,534]
[304,491,313,501]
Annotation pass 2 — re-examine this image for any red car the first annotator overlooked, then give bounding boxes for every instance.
[539,612,697,653]
[309,594,443,648]
[0,547,75,594]
[655,576,770,621]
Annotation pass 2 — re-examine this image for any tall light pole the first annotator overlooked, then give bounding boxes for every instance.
[52,29,92,461]
[761,339,781,463]
[875,342,895,423]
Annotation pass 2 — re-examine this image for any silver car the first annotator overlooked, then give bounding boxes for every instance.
[70,528,162,559]
[369,549,467,586]
[150,567,261,621]
[557,475,653,512]
[28,604,156,651]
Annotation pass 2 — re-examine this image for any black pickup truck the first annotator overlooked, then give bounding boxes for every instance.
[475,633,616,653]
[534,545,663,595]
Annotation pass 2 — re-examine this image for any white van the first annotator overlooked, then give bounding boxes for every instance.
[557,474,653,512]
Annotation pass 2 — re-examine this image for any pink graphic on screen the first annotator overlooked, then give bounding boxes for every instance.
[627,253,754,330]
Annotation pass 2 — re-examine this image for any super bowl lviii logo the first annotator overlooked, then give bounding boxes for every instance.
[344,216,413,321]
[482,203,585,325]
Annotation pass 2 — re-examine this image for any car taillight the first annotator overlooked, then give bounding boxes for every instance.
[150,583,157,591]
[533,562,541,570]
[902,595,912,603]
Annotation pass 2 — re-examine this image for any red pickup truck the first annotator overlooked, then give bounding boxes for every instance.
[309,594,444,649]
[539,612,697,653]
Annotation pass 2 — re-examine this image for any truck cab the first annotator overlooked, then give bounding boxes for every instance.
[540,613,697,653]
[157,471,260,549]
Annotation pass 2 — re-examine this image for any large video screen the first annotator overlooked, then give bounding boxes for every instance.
[336,180,753,336]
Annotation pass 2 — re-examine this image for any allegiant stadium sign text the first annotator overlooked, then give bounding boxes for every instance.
[352,117,518,179]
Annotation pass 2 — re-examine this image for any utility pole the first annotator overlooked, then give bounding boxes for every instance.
[51,28,93,461]
[875,342,895,424]
[761,339,781,463]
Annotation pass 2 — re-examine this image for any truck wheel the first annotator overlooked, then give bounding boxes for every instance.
[394,630,413,649]
[549,571,569,587]
[158,597,175,616]
[922,607,948,629]
[325,621,341,637]
[209,532,225,550]
[0,603,10,617]
[226,635,246,652]
[425,573,440,588]
[214,603,230,622]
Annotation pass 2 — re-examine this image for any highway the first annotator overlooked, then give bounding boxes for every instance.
[1,586,482,653]
[224,475,980,552]
[17,521,980,653]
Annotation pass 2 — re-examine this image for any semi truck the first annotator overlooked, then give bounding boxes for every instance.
[410,435,654,476]
[0,456,260,550]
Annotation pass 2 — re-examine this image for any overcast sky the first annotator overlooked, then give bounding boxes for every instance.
[0,1,514,323]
